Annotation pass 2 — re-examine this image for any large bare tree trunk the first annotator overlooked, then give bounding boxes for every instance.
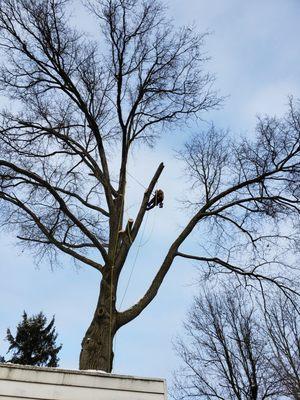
[79,279,117,372]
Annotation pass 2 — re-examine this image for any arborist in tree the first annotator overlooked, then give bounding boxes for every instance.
[146,189,164,211]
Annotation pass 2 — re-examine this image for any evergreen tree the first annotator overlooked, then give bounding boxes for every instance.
[5,312,62,367]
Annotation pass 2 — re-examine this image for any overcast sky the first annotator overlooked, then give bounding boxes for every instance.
[0,0,300,386]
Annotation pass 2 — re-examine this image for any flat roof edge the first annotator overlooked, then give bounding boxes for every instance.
[0,363,165,383]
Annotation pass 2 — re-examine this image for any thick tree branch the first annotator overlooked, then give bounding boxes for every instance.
[176,252,297,295]
[0,159,109,263]
[0,192,104,273]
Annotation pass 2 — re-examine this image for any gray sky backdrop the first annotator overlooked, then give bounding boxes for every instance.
[1,0,300,385]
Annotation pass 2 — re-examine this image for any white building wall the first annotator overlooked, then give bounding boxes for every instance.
[0,364,167,400]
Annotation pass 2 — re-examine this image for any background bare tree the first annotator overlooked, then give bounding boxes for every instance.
[173,288,282,400]
[265,295,300,399]
[0,0,299,372]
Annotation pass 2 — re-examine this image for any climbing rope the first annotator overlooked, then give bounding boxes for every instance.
[108,192,124,371]
[139,205,158,247]
[119,182,159,308]
[127,170,147,189]
[119,210,149,309]
[108,170,159,370]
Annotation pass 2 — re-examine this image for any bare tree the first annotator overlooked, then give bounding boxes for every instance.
[173,289,281,400]
[0,0,299,372]
[265,296,300,399]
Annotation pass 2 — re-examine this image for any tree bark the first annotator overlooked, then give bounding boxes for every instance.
[79,279,117,372]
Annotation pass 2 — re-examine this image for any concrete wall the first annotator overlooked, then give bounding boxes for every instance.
[0,363,167,400]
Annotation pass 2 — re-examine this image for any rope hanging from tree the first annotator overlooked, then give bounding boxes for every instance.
[108,169,164,371]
